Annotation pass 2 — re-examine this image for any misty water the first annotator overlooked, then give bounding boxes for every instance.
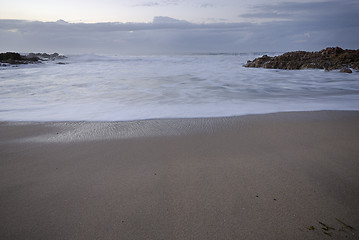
[1,53,359,121]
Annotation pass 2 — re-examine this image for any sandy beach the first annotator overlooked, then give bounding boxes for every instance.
[1,111,358,239]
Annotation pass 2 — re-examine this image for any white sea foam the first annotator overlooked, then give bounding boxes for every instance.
[1,54,359,121]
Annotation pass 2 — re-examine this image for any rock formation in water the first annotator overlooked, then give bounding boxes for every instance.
[244,47,359,72]
[27,52,67,61]
[0,52,66,65]
[0,52,37,65]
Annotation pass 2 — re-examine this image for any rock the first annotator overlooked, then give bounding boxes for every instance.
[0,52,67,65]
[0,52,39,64]
[244,47,359,71]
[27,52,67,61]
[0,52,22,61]
[339,68,352,73]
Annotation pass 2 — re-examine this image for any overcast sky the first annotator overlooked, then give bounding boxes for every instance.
[1,0,358,54]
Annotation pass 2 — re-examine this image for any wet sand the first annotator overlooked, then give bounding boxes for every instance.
[1,111,359,239]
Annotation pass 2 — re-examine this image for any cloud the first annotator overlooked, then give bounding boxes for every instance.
[133,0,180,7]
[239,12,291,20]
[1,1,359,55]
[0,18,253,54]
[7,28,19,33]
[56,19,69,24]
[236,0,359,50]
[240,0,359,27]
[200,3,214,8]
[152,16,189,24]
[161,0,181,6]
[134,2,159,7]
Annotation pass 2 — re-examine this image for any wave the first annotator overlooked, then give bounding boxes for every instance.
[1,54,359,121]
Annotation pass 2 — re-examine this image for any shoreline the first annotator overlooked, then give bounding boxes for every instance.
[1,110,359,239]
[1,110,359,143]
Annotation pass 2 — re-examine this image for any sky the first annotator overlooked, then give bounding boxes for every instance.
[0,0,358,54]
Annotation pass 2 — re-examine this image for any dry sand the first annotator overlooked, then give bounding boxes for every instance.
[1,111,359,239]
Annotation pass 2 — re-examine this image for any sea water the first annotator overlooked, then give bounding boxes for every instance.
[1,53,359,121]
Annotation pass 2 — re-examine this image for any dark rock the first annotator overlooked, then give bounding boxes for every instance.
[339,68,352,73]
[0,52,38,64]
[28,52,67,61]
[0,52,22,61]
[244,47,359,71]
[0,52,67,65]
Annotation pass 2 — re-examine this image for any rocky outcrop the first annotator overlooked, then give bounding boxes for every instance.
[244,47,359,72]
[0,52,39,64]
[339,68,352,73]
[0,52,66,65]
[27,52,67,61]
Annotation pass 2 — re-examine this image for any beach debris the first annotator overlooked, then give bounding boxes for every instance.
[336,218,355,231]
[305,219,356,238]
[319,221,335,231]
[307,226,315,231]
[244,47,359,71]
[323,231,332,236]
[319,221,335,236]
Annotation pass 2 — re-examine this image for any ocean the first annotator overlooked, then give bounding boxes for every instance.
[1,53,359,121]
